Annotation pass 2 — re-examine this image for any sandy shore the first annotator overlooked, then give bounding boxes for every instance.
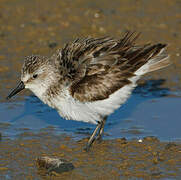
[0,133,181,179]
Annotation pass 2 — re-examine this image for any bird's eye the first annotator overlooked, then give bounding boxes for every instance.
[33,74,38,79]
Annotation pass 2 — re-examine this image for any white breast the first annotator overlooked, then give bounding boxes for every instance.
[46,75,139,124]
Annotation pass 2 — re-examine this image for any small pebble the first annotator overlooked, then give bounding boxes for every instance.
[36,156,74,174]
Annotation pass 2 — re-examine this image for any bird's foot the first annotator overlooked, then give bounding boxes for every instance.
[83,117,107,152]
[84,134,103,151]
[84,138,95,152]
[95,135,103,143]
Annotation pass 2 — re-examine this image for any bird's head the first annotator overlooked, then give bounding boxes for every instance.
[7,55,57,100]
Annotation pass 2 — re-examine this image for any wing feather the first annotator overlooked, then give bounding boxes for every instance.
[52,32,168,102]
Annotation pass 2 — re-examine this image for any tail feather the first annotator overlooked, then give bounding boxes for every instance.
[135,45,170,76]
[147,48,170,73]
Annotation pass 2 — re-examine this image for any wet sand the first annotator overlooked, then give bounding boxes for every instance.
[0,0,181,179]
[0,133,181,179]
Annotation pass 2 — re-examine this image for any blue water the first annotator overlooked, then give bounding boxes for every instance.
[0,80,181,141]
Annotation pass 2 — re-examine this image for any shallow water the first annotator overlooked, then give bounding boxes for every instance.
[1,80,181,142]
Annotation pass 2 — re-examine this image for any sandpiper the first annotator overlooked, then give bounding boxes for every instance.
[7,32,170,151]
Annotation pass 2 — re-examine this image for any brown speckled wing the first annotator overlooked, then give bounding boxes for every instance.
[70,66,133,102]
[56,32,167,102]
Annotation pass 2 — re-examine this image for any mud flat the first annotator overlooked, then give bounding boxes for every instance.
[0,133,181,179]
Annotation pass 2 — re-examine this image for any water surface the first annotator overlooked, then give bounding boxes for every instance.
[1,80,181,142]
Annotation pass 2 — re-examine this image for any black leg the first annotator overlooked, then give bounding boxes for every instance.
[84,116,107,151]
[96,116,107,142]
[84,122,101,151]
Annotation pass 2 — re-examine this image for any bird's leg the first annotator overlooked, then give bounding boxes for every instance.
[84,122,101,151]
[96,116,107,142]
[84,116,107,151]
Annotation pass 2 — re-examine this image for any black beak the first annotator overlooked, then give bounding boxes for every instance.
[6,81,25,100]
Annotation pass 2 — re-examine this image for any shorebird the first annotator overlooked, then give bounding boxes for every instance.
[7,32,170,151]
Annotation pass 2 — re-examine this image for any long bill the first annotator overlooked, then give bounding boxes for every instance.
[6,81,25,100]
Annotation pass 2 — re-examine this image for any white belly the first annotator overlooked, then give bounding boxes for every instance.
[47,77,138,124]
